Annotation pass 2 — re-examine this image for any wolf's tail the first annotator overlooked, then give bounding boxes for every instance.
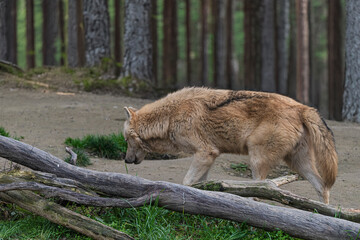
[301,108,338,190]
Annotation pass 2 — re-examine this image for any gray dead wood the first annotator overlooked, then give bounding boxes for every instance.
[0,136,359,240]
[192,179,360,223]
[0,189,133,240]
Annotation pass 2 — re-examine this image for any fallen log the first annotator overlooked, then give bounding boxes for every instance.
[192,179,360,223]
[0,190,133,240]
[0,136,360,240]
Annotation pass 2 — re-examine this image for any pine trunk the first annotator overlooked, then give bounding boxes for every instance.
[295,0,310,105]
[328,0,344,121]
[83,0,110,67]
[42,0,59,66]
[343,0,360,122]
[26,0,35,69]
[122,0,153,82]
[162,0,177,88]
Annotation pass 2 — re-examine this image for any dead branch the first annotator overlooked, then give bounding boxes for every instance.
[0,136,359,240]
[66,147,77,165]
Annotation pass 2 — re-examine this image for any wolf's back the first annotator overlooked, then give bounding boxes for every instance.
[301,108,338,189]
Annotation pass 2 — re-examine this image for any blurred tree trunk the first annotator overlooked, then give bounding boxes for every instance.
[58,0,65,66]
[67,0,85,67]
[0,0,17,64]
[185,0,191,85]
[151,0,158,85]
[213,0,227,88]
[343,0,360,122]
[42,0,59,66]
[122,0,153,82]
[295,0,309,105]
[309,1,327,114]
[243,0,262,90]
[225,0,233,89]
[328,0,344,121]
[200,0,209,86]
[277,0,289,95]
[83,0,110,67]
[287,0,296,99]
[114,0,123,76]
[162,0,177,88]
[26,0,35,69]
[261,0,276,92]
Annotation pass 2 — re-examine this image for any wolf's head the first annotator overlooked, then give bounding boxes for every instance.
[123,107,148,164]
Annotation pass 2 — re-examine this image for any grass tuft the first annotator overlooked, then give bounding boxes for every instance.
[64,148,92,167]
[65,133,127,160]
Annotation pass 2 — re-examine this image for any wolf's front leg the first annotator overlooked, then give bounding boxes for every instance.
[183,150,219,185]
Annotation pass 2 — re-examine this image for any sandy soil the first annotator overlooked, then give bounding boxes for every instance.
[0,86,359,208]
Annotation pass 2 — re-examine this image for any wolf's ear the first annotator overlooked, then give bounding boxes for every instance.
[124,107,137,120]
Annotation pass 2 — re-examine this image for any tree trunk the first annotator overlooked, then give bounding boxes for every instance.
[151,0,158,86]
[67,0,77,67]
[0,0,17,64]
[67,0,85,67]
[83,0,111,67]
[42,0,59,66]
[58,0,65,66]
[122,0,153,83]
[213,0,227,89]
[162,0,177,88]
[26,0,35,69]
[287,0,297,99]
[261,0,276,92]
[200,0,209,86]
[343,0,360,123]
[185,0,191,85]
[114,0,123,76]
[295,0,310,105]
[0,136,359,240]
[225,0,233,89]
[276,0,289,95]
[243,0,262,91]
[328,0,344,121]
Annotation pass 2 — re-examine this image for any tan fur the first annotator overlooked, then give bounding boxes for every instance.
[123,87,338,204]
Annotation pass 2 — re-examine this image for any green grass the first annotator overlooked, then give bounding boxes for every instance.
[231,163,249,172]
[65,132,127,160]
[0,201,299,240]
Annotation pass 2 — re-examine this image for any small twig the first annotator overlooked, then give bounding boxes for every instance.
[65,147,77,165]
[270,174,299,187]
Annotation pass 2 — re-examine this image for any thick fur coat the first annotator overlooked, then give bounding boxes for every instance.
[123,87,338,204]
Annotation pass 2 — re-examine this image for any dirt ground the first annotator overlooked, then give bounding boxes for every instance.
[0,83,359,208]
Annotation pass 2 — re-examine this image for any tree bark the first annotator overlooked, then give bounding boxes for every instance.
[0,136,360,240]
[243,0,262,91]
[185,0,191,85]
[0,186,133,239]
[58,0,65,66]
[261,0,276,92]
[276,0,289,95]
[213,0,227,89]
[83,0,111,67]
[343,0,360,123]
[162,0,177,88]
[26,0,35,69]
[0,0,17,64]
[200,0,209,86]
[151,0,158,86]
[122,0,153,83]
[295,0,310,105]
[42,0,59,66]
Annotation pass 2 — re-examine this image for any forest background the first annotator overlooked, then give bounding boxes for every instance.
[0,0,357,122]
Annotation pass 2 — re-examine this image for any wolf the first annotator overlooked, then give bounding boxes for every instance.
[123,87,338,204]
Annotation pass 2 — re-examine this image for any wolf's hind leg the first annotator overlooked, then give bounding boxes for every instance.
[248,150,272,180]
[183,150,219,185]
[285,142,327,203]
